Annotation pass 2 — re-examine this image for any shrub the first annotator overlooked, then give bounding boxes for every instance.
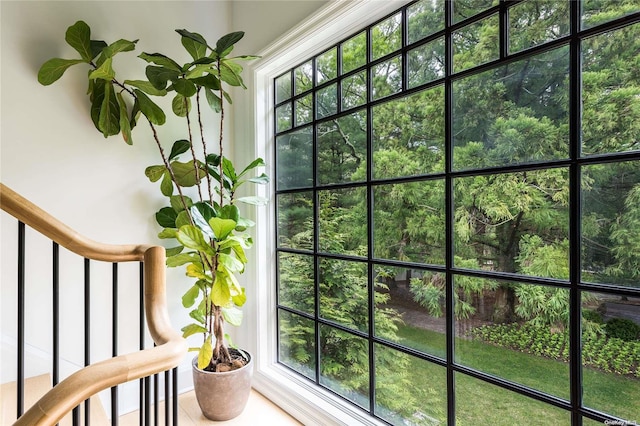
[582,309,604,324]
[605,318,640,341]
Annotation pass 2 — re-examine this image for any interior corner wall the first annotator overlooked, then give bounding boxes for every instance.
[0,0,328,413]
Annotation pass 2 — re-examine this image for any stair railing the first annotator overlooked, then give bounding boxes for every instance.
[1,183,187,426]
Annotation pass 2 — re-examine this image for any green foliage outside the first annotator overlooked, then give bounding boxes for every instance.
[277,0,640,424]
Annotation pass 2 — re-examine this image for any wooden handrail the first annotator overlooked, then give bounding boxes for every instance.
[0,183,187,426]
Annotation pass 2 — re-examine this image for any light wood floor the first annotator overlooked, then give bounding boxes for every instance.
[119,389,302,425]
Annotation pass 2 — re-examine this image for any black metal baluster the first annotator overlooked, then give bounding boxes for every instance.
[112,263,119,425]
[53,242,60,386]
[164,370,170,426]
[154,371,159,426]
[139,262,146,426]
[17,221,25,419]
[84,258,91,425]
[172,368,178,426]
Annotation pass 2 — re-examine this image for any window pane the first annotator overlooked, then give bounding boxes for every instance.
[581,24,640,156]
[373,86,445,179]
[276,126,313,190]
[275,102,292,132]
[317,47,337,84]
[408,37,445,88]
[582,291,640,421]
[317,109,367,185]
[455,277,570,398]
[453,13,499,73]
[294,94,313,127]
[371,12,402,60]
[582,161,640,288]
[374,180,445,265]
[582,0,640,29]
[319,257,368,332]
[275,71,292,103]
[277,191,313,250]
[316,83,337,119]
[318,187,367,256]
[320,325,369,408]
[278,252,315,314]
[408,0,445,44]
[341,70,367,110]
[453,0,499,24]
[278,310,316,380]
[456,373,571,425]
[375,265,447,359]
[374,344,447,425]
[294,61,313,95]
[341,31,367,74]
[454,168,570,278]
[453,46,570,170]
[509,0,570,54]
[372,55,402,101]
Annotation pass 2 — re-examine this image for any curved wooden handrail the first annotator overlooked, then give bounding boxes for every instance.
[1,184,187,426]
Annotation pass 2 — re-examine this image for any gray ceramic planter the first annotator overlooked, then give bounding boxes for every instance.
[192,351,253,421]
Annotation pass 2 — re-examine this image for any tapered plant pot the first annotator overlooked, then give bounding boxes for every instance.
[192,350,253,421]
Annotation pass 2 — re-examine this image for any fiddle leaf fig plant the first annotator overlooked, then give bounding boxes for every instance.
[38,21,267,372]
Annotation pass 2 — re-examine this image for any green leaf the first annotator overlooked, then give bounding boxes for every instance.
[146,66,180,90]
[124,80,167,96]
[156,207,178,228]
[237,195,268,206]
[215,31,244,57]
[177,225,210,252]
[170,194,193,212]
[89,56,115,81]
[218,252,244,273]
[138,52,182,71]
[116,92,133,145]
[232,287,247,307]
[172,160,204,187]
[182,323,207,338]
[165,246,184,257]
[186,262,209,280]
[65,21,92,62]
[189,74,221,90]
[134,89,166,125]
[90,79,106,131]
[90,40,107,60]
[158,228,178,239]
[169,140,191,161]
[175,210,192,228]
[145,165,166,182]
[96,39,138,66]
[172,94,191,117]
[182,284,201,308]
[197,336,213,369]
[211,278,231,307]
[98,82,120,137]
[190,205,215,240]
[238,158,266,177]
[160,171,174,196]
[176,29,210,48]
[167,252,200,268]
[209,217,236,241]
[219,63,244,87]
[180,30,208,60]
[236,216,255,230]
[204,88,222,112]
[248,173,270,184]
[221,306,243,326]
[173,78,197,98]
[220,204,240,222]
[37,58,85,85]
[193,202,218,222]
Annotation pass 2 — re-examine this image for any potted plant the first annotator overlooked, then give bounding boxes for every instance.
[37,21,267,420]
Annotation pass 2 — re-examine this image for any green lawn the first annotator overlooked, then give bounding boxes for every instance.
[393,324,640,424]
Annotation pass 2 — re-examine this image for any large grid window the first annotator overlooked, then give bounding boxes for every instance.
[273,1,640,424]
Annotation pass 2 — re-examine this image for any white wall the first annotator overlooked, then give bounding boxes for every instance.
[0,0,326,417]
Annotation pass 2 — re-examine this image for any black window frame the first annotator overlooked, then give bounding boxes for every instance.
[273,1,640,424]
